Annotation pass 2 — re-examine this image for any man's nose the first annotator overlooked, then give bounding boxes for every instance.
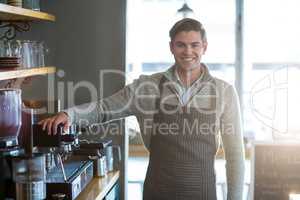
[183,45,192,54]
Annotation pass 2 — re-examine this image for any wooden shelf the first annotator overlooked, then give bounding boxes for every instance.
[0,3,55,21]
[76,171,120,200]
[0,66,56,80]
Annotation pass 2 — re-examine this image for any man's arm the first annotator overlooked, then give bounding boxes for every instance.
[40,74,160,134]
[65,83,137,125]
[220,84,245,200]
[64,74,160,126]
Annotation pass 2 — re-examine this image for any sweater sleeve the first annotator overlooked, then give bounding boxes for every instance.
[64,74,159,127]
[220,84,245,200]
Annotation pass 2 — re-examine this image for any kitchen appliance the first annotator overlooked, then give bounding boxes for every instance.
[0,94,118,199]
[12,153,46,200]
[0,89,22,147]
[0,89,22,199]
[46,157,93,199]
[32,122,113,199]
[73,139,113,177]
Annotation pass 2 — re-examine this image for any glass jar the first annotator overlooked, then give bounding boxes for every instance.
[22,0,40,11]
[0,89,22,143]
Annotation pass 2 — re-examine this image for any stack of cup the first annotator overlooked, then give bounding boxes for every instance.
[7,0,22,7]
[1,40,48,68]
[0,40,21,69]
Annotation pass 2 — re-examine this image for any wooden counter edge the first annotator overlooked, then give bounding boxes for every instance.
[76,170,120,200]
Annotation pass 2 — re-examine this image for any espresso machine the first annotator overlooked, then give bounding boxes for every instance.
[0,90,119,200]
[0,89,49,200]
[32,123,96,200]
[29,117,113,200]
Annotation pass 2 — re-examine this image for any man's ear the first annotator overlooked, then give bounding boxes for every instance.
[202,42,208,54]
[169,41,174,54]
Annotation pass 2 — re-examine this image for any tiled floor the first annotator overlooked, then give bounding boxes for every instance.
[128,157,251,200]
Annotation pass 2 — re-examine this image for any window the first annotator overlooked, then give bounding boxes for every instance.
[243,0,300,141]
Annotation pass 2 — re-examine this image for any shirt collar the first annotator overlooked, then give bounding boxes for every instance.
[163,63,211,86]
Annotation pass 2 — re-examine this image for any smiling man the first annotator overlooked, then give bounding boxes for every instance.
[170,24,207,86]
[40,18,245,200]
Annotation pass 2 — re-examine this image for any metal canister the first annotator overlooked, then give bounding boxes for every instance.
[12,153,46,200]
[105,145,121,172]
[16,181,45,200]
[93,155,107,177]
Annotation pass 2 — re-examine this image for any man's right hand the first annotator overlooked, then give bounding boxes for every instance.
[38,112,69,135]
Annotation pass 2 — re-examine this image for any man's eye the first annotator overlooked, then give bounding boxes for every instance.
[192,44,201,48]
[176,43,185,48]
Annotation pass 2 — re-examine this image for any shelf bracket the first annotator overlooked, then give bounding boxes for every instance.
[0,21,31,40]
[0,78,26,89]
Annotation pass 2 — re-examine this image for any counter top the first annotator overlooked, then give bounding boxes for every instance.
[76,171,120,200]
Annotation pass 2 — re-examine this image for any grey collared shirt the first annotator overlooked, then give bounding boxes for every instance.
[164,64,205,105]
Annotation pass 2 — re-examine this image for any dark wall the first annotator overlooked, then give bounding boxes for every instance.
[21,0,126,106]
[19,0,127,199]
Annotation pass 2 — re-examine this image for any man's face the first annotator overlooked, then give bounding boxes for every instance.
[170,31,207,72]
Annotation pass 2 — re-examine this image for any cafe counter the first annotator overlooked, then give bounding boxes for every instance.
[76,171,120,200]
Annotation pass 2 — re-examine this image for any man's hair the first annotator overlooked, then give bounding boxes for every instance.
[169,18,207,42]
